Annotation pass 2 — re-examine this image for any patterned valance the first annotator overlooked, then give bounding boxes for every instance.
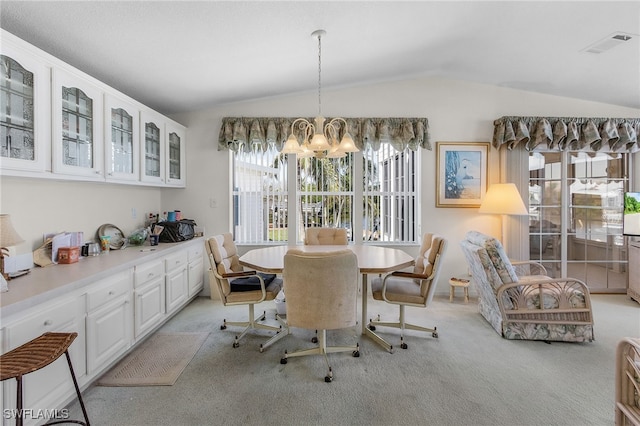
[493,116,640,152]
[218,117,431,152]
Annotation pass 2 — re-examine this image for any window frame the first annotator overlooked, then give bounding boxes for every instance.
[230,144,421,245]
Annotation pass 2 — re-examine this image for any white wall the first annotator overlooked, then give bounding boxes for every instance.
[168,76,639,295]
[2,75,638,296]
[0,177,162,251]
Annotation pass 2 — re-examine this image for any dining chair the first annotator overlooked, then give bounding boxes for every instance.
[368,233,447,352]
[280,249,360,382]
[304,227,348,245]
[206,233,288,351]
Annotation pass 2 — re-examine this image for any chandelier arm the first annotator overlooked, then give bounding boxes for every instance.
[326,117,348,142]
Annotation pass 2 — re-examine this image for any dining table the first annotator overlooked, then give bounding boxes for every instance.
[239,244,415,350]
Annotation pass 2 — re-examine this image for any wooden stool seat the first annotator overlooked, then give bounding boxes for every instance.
[449,277,470,303]
[0,332,90,426]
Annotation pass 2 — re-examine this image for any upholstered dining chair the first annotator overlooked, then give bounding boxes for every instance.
[368,233,447,352]
[280,249,360,382]
[206,233,288,351]
[304,227,348,245]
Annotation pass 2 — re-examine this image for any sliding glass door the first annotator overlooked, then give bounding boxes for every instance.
[528,151,630,292]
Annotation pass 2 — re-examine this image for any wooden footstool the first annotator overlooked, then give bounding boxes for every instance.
[449,277,470,303]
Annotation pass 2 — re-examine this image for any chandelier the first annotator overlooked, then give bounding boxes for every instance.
[281,30,359,158]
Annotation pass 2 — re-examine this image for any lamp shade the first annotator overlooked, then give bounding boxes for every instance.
[0,214,24,247]
[478,183,528,215]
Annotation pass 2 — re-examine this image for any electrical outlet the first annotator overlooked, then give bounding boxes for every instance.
[210,198,217,208]
[131,207,137,218]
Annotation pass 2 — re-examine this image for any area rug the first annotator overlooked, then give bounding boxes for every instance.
[98,332,209,386]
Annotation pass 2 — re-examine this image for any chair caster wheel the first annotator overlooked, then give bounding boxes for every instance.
[311,337,318,344]
[280,358,287,365]
[400,343,408,350]
[259,345,264,353]
[220,324,227,330]
[352,350,360,357]
[232,342,239,348]
[432,332,438,338]
[368,325,376,331]
[324,375,333,383]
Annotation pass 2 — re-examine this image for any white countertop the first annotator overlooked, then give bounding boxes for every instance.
[0,237,203,320]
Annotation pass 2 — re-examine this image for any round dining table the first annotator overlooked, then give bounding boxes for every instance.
[239,244,414,350]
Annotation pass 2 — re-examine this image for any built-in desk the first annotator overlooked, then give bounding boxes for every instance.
[0,237,204,426]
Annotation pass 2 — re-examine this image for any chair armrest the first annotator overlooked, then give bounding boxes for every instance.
[220,270,259,279]
[388,271,430,280]
[211,268,268,301]
[511,260,547,276]
[495,277,593,323]
[379,270,433,305]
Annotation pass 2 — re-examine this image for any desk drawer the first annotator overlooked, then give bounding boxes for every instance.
[188,244,203,262]
[135,259,164,288]
[165,251,188,273]
[87,269,132,312]
[8,297,79,347]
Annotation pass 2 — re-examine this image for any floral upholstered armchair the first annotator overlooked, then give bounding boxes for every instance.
[460,231,594,342]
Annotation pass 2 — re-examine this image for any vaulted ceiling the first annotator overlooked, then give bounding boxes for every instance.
[1,1,638,115]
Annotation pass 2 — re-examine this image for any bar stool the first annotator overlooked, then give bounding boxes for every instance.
[0,332,90,426]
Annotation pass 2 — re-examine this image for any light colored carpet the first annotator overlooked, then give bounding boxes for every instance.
[67,294,640,425]
[98,332,209,386]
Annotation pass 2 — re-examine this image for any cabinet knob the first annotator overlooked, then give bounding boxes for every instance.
[108,290,115,295]
[148,272,154,278]
[44,320,52,326]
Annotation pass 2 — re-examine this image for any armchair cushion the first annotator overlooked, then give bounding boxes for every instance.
[230,273,277,292]
[465,231,518,285]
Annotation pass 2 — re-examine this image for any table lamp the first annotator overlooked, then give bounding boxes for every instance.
[478,183,528,246]
[0,214,25,280]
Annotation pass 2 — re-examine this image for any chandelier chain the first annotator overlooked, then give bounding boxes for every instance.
[317,31,322,117]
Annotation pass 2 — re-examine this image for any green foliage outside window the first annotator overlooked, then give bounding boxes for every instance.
[625,193,640,214]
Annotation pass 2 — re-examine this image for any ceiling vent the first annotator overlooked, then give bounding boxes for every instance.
[582,32,634,54]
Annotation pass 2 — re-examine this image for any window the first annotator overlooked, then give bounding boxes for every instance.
[528,150,630,291]
[232,144,420,244]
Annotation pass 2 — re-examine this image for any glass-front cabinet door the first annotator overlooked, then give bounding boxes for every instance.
[104,94,139,181]
[165,122,185,187]
[140,109,165,184]
[52,68,103,178]
[0,41,51,173]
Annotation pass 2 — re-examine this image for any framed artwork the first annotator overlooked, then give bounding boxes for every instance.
[436,142,490,208]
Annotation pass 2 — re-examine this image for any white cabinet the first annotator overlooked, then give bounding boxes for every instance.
[104,94,139,182]
[0,35,51,174]
[85,269,133,375]
[188,245,204,297]
[165,121,186,187]
[1,30,188,187]
[3,297,84,425]
[52,68,104,179]
[165,250,188,313]
[140,108,166,185]
[134,259,165,339]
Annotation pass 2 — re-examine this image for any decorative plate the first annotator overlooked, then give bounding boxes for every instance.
[97,224,126,250]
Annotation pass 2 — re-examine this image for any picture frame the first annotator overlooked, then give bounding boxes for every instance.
[436,142,490,208]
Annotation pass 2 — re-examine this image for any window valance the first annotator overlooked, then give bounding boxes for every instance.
[218,117,431,153]
[493,116,640,152]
